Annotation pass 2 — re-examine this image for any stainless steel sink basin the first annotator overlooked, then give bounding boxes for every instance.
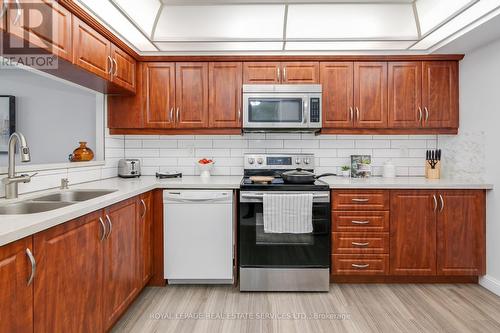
[0,201,74,215]
[31,190,117,202]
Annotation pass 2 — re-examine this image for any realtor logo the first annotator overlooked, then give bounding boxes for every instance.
[0,0,59,69]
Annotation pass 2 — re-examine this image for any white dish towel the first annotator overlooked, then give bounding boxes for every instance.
[263,193,313,234]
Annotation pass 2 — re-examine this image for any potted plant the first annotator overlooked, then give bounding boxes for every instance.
[341,165,351,177]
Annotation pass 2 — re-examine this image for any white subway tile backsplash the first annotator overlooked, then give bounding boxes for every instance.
[125,149,160,158]
[249,140,283,149]
[320,140,355,149]
[355,140,391,149]
[284,140,319,149]
[142,140,178,149]
[214,139,248,149]
[391,140,428,149]
[178,140,212,148]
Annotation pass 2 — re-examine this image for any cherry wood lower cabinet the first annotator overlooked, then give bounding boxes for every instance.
[0,237,33,333]
[138,192,154,287]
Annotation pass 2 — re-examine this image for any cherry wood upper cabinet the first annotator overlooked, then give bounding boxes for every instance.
[7,0,73,62]
[144,62,176,128]
[33,211,104,333]
[0,237,33,333]
[209,62,242,128]
[111,44,136,93]
[422,61,459,129]
[137,192,154,287]
[281,62,319,84]
[390,190,437,275]
[354,62,388,128]
[320,62,354,128]
[437,190,486,276]
[108,64,143,129]
[243,62,280,84]
[103,198,140,331]
[388,62,422,128]
[175,62,209,128]
[72,16,111,80]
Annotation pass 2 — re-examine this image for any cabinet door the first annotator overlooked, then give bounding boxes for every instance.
[33,211,104,333]
[7,0,72,62]
[175,62,209,128]
[209,62,242,128]
[422,61,459,128]
[103,198,139,330]
[388,62,422,128]
[354,62,388,128]
[390,190,437,275]
[0,237,33,333]
[138,192,154,287]
[320,62,354,128]
[281,62,319,84]
[143,63,176,128]
[108,64,143,129]
[437,190,485,276]
[243,62,280,84]
[73,16,111,80]
[110,44,136,93]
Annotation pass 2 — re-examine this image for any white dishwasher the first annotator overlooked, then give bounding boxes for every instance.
[164,190,234,284]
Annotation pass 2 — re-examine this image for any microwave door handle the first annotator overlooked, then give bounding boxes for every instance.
[303,100,307,124]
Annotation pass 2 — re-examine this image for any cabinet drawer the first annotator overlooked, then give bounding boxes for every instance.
[333,211,389,232]
[333,232,389,254]
[333,190,390,210]
[332,254,389,275]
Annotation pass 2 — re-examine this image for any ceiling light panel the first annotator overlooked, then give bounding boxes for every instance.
[76,0,157,51]
[113,0,162,37]
[416,0,477,36]
[285,41,415,51]
[156,42,284,51]
[286,4,418,40]
[153,5,285,41]
[412,0,500,50]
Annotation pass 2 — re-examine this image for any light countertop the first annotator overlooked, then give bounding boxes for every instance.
[0,175,493,247]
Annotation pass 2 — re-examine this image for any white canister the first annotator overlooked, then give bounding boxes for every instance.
[383,160,396,178]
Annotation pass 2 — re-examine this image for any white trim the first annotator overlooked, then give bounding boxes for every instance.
[0,161,106,176]
[479,275,500,296]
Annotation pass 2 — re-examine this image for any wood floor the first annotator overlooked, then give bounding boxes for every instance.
[112,284,500,333]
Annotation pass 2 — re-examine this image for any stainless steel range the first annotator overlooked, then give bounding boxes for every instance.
[239,153,331,292]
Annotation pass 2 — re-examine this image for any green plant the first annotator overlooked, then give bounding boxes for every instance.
[361,159,371,165]
[341,165,350,171]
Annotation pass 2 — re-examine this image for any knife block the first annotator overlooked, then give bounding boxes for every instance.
[425,161,441,179]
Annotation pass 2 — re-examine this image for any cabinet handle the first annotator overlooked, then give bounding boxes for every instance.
[140,199,147,219]
[0,1,7,19]
[169,107,174,122]
[176,108,180,123]
[13,0,21,25]
[351,263,369,269]
[277,67,280,82]
[433,194,438,212]
[99,217,106,241]
[439,194,444,212]
[352,242,370,247]
[349,107,354,122]
[355,107,360,121]
[351,220,370,225]
[424,107,429,122]
[418,107,423,123]
[352,198,369,203]
[26,248,36,286]
[283,67,287,82]
[107,56,113,75]
[238,109,241,122]
[112,58,118,76]
[105,215,113,239]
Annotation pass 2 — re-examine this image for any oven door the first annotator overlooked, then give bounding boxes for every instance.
[239,191,331,268]
[243,93,309,129]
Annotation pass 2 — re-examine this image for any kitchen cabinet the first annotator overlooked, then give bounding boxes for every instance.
[243,62,319,84]
[388,62,422,128]
[209,62,243,128]
[437,190,485,275]
[103,197,140,330]
[143,62,176,128]
[138,191,154,287]
[390,190,437,275]
[0,237,33,333]
[7,0,73,62]
[320,62,354,128]
[175,62,209,128]
[33,211,104,333]
[110,44,136,92]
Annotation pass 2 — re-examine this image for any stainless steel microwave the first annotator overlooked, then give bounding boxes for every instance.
[242,84,322,132]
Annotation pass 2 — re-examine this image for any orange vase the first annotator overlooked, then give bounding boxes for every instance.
[70,142,94,162]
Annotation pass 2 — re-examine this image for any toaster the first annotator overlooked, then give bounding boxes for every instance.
[118,159,141,178]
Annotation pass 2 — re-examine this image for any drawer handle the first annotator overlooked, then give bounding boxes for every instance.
[352,198,369,202]
[351,220,370,225]
[352,242,370,247]
[351,263,370,269]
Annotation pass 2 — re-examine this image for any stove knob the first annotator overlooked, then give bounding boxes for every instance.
[304,158,311,165]
[248,158,255,165]
[257,158,264,165]
[295,158,302,165]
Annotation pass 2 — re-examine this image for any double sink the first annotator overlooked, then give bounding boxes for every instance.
[0,190,117,215]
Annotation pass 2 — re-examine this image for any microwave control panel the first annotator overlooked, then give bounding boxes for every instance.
[310,98,321,123]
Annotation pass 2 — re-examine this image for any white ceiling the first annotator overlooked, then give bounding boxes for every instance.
[75,0,500,54]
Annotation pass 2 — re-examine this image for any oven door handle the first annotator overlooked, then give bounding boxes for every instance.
[241,193,329,199]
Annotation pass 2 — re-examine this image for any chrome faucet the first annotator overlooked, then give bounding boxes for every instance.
[2,132,36,199]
